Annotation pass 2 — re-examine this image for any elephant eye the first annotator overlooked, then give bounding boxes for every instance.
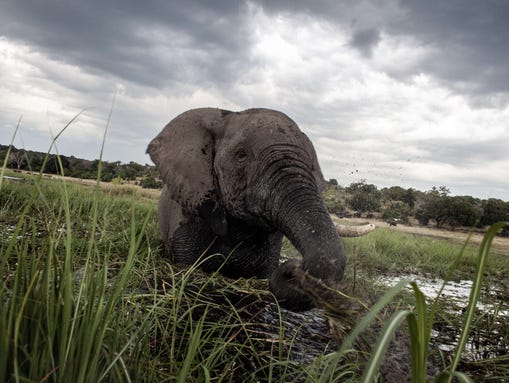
[235,148,248,163]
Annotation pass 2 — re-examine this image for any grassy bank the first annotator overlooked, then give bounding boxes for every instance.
[1,172,508,382]
[342,228,509,278]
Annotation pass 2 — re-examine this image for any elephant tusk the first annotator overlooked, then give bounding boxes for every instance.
[329,214,376,237]
[334,222,376,237]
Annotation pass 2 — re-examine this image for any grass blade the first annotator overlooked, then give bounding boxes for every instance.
[409,282,430,383]
[339,279,411,355]
[361,310,411,382]
[446,221,509,381]
[0,116,22,190]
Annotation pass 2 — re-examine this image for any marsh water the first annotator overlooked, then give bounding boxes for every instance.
[379,273,509,361]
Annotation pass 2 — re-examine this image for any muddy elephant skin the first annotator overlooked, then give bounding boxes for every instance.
[147,108,346,310]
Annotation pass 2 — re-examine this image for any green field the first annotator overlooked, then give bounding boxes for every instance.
[1,169,508,382]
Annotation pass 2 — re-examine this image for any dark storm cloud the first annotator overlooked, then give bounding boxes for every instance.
[0,0,250,89]
[259,0,509,100]
[391,0,509,97]
[349,28,381,57]
[3,0,509,99]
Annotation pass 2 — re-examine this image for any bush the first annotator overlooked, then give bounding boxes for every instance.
[381,201,412,224]
[346,180,381,215]
[140,175,162,189]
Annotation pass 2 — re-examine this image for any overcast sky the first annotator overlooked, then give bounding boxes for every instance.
[1,0,508,200]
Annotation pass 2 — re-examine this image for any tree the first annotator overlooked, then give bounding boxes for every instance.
[382,186,405,202]
[345,180,381,215]
[433,185,450,197]
[480,198,509,226]
[415,187,483,228]
[382,186,417,208]
[402,188,417,208]
[45,155,70,174]
[118,161,143,180]
[140,175,162,189]
[416,186,450,227]
[25,152,44,172]
[9,150,26,170]
[445,196,482,228]
[382,201,412,223]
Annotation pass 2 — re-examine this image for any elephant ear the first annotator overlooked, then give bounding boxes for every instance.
[147,108,230,236]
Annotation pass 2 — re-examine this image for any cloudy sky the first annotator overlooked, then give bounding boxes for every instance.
[1,0,508,200]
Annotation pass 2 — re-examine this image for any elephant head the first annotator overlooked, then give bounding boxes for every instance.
[147,107,348,310]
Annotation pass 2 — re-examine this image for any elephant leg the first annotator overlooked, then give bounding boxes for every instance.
[159,187,221,267]
[170,225,283,279]
[216,231,283,279]
[161,194,284,279]
[169,219,217,265]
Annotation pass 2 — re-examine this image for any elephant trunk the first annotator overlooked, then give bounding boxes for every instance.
[251,168,346,310]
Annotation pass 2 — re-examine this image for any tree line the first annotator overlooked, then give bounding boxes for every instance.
[325,179,509,234]
[1,145,161,189]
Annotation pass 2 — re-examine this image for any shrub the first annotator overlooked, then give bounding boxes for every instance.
[140,175,162,189]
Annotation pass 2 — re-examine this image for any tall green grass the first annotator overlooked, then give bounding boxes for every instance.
[0,172,157,382]
[342,228,508,278]
[339,221,509,383]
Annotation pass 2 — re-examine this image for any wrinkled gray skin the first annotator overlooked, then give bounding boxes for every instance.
[147,108,346,310]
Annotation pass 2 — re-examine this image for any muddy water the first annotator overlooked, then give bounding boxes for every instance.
[379,273,508,360]
[379,273,506,312]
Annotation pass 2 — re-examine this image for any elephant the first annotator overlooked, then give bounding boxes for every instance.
[147,107,370,310]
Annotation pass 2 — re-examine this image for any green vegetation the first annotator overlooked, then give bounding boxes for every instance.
[355,222,509,383]
[1,136,508,381]
[324,180,509,234]
[0,144,158,184]
[345,181,382,216]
